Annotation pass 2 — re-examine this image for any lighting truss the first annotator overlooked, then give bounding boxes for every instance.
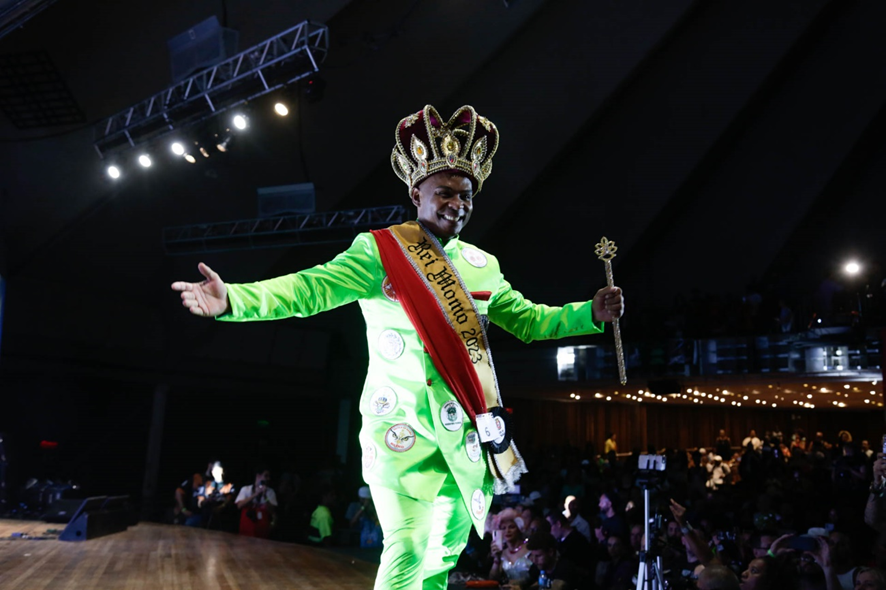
[163,205,409,255]
[0,0,60,41]
[93,20,329,159]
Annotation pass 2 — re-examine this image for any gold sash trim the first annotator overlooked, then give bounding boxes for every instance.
[387,221,526,492]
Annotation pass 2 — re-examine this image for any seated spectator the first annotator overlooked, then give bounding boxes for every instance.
[547,512,591,580]
[697,564,740,590]
[597,535,636,590]
[595,491,627,542]
[235,465,277,538]
[202,461,236,531]
[489,507,532,587]
[525,531,581,590]
[174,472,204,527]
[563,495,592,543]
[629,523,643,555]
[307,486,337,546]
[344,486,382,549]
[854,567,886,590]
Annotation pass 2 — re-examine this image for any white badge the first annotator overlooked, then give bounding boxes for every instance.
[476,412,497,443]
[362,442,377,470]
[369,387,397,416]
[440,400,464,431]
[385,423,416,452]
[378,329,405,360]
[493,415,506,445]
[461,247,487,268]
[465,430,482,462]
[471,489,486,520]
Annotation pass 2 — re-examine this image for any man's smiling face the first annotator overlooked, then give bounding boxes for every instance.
[411,172,474,238]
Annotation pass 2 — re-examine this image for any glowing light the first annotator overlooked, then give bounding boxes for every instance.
[138,154,152,168]
[606,396,611,401]
[274,102,289,116]
[569,393,575,398]
[233,114,248,130]
[200,147,210,158]
[171,142,185,156]
[575,395,581,400]
[743,395,748,400]
[106,165,121,179]
[184,153,197,164]
[845,261,861,275]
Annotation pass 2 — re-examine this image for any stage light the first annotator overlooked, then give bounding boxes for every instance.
[274,102,289,116]
[107,165,121,179]
[184,153,197,164]
[845,261,861,275]
[216,136,232,152]
[138,154,153,168]
[233,114,248,130]
[171,142,185,156]
[200,147,210,158]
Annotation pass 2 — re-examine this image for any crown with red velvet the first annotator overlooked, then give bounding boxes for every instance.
[391,105,499,194]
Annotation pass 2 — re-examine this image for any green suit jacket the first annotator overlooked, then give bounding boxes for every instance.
[219,231,604,533]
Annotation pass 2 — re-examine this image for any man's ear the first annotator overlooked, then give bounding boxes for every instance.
[410,185,421,207]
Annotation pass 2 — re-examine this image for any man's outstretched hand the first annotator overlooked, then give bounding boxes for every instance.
[171,262,230,317]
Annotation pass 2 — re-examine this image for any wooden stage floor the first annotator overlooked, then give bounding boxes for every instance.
[0,519,379,589]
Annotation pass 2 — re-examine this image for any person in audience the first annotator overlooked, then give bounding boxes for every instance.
[564,495,592,543]
[202,460,236,530]
[596,491,627,541]
[697,564,741,590]
[525,531,581,590]
[489,507,532,587]
[345,486,382,549]
[743,430,762,452]
[235,465,277,538]
[715,429,733,462]
[307,485,337,546]
[174,472,204,526]
[597,535,635,590]
[854,567,886,590]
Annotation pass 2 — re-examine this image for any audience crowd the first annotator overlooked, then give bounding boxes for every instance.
[168,427,886,590]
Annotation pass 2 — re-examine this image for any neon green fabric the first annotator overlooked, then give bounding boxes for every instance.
[218,231,604,586]
[308,504,333,543]
[371,467,472,590]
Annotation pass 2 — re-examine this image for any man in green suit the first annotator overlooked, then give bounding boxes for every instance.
[172,104,624,590]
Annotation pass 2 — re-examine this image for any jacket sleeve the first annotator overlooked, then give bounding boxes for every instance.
[486,276,604,343]
[218,233,380,322]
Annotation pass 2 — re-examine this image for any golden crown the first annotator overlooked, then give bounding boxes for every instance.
[391,105,499,195]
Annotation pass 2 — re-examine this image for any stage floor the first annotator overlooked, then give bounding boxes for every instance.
[0,519,378,589]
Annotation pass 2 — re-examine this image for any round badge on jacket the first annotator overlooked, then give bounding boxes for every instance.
[381,276,398,302]
[369,387,397,416]
[471,489,486,519]
[378,329,405,359]
[461,247,487,268]
[440,400,464,431]
[465,430,482,462]
[362,442,377,470]
[385,423,416,452]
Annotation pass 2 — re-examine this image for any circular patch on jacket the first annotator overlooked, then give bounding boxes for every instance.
[361,442,377,470]
[461,247,487,268]
[471,489,486,520]
[493,415,506,445]
[465,430,481,462]
[440,400,464,431]
[369,387,397,416]
[385,423,416,452]
[381,276,398,302]
[378,329,405,359]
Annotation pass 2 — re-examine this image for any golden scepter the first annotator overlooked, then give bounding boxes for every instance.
[594,237,626,385]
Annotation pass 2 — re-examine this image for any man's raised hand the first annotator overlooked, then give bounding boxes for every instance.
[171,262,231,317]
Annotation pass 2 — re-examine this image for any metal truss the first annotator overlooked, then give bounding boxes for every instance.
[94,20,329,158]
[0,0,59,41]
[163,205,409,255]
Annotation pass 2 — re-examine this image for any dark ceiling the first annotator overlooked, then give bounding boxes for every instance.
[1,0,885,400]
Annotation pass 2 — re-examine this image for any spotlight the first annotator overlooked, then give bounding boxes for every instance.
[184,153,197,164]
[199,147,210,158]
[274,102,289,116]
[233,114,248,130]
[171,142,185,156]
[216,136,232,152]
[138,154,153,168]
[845,261,861,275]
[106,165,121,179]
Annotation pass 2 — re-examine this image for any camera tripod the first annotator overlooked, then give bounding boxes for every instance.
[635,482,666,590]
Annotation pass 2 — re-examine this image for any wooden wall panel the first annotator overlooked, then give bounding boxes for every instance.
[509,398,885,453]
